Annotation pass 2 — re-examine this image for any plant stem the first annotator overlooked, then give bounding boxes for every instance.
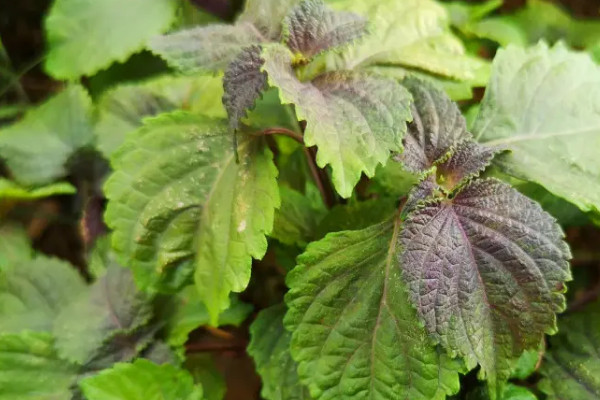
[259,127,304,144]
[303,146,336,208]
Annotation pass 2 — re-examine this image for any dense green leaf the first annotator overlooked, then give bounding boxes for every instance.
[166,285,252,350]
[369,161,419,198]
[185,354,226,400]
[539,302,600,399]
[95,73,225,156]
[466,384,538,400]
[285,218,463,399]
[0,332,77,400]
[53,266,153,364]
[80,359,203,400]
[104,112,279,322]
[0,225,32,268]
[0,85,94,185]
[248,304,309,400]
[238,0,301,40]
[401,178,571,397]
[399,79,470,174]
[263,44,412,197]
[473,43,600,214]
[271,185,326,247]
[283,0,366,59]
[0,179,75,200]
[45,0,176,79]
[443,0,502,30]
[149,23,264,73]
[510,348,541,380]
[323,0,489,82]
[0,255,86,333]
[223,45,268,131]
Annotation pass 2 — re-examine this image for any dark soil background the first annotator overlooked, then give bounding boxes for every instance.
[1,0,600,399]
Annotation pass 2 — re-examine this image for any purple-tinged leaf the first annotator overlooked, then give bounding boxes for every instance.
[283,0,367,59]
[223,45,268,131]
[436,140,500,190]
[400,178,571,398]
[399,79,470,173]
[404,175,439,216]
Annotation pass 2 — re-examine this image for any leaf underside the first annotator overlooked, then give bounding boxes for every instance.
[283,0,367,59]
[285,218,463,400]
[262,44,412,198]
[401,178,571,397]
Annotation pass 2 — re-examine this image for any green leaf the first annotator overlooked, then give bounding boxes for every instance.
[80,359,203,400]
[223,45,268,131]
[473,42,600,214]
[466,384,538,400]
[238,0,301,40]
[0,332,77,400]
[95,73,225,157]
[369,160,419,198]
[53,266,153,364]
[0,255,86,334]
[0,179,75,200]
[263,44,412,198]
[283,0,366,59]
[271,185,326,247]
[0,85,94,185]
[511,348,541,380]
[285,218,463,399]
[0,224,32,268]
[166,285,252,350]
[323,0,489,82]
[248,304,310,400]
[185,354,226,400]
[149,23,264,73]
[104,112,279,322]
[400,178,572,398]
[443,0,502,29]
[44,0,176,79]
[539,302,600,399]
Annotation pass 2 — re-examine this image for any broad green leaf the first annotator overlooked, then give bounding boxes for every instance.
[466,384,538,400]
[443,0,502,30]
[399,79,470,174]
[401,178,571,398]
[0,85,93,185]
[539,302,600,399]
[53,266,153,364]
[80,359,203,400]
[104,112,279,322]
[0,255,86,334]
[248,304,309,400]
[95,73,225,157]
[149,23,264,73]
[473,43,600,214]
[0,179,75,200]
[263,44,412,198]
[238,0,301,40]
[0,224,32,268]
[0,332,77,400]
[283,0,366,59]
[166,285,252,350]
[511,348,541,380]
[185,354,226,400]
[45,0,176,79]
[223,45,268,131]
[323,0,489,82]
[271,185,326,247]
[369,161,419,198]
[285,218,463,399]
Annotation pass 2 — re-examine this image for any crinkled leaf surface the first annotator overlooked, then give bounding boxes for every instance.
[285,218,463,399]
[0,256,86,334]
[263,44,412,197]
[283,0,366,59]
[0,85,93,185]
[539,302,600,399]
[401,178,571,397]
[80,359,203,400]
[249,304,309,400]
[399,79,470,174]
[95,73,225,157]
[45,0,176,79]
[0,332,77,400]
[323,0,489,82]
[0,179,75,200]
[149,23,264,73]
[104,112,279,323]
[166,285,252,350]
[238,0,300,40]
[223,45,268,131]
[472,43,600,214]
[436,140,500,190]
[53,266,153,364]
